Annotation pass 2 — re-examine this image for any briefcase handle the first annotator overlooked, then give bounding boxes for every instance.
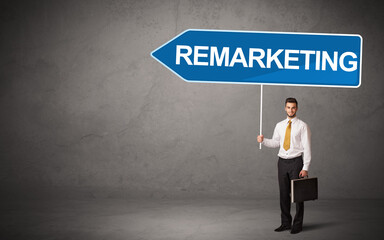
[299,175,309,179]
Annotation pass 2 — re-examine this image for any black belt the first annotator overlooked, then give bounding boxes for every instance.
[279,155,302,161]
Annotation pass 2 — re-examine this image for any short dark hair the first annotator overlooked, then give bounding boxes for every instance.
[285,97,298,107]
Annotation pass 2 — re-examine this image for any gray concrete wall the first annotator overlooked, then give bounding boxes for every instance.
[1,0,383,199]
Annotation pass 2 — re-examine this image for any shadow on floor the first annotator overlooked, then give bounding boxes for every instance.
[304,221,341,232]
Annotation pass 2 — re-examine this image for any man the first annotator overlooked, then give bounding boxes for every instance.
[257,97,311,234]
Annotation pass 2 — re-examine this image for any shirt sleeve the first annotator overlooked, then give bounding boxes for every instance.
[263,124,280,148]
[301,123,312,171]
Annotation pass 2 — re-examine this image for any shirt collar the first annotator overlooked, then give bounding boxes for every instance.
[286,116,298,124]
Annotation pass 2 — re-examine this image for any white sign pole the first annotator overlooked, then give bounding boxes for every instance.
[259,84,263,150]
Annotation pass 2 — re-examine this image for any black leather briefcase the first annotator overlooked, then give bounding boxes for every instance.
[291,177,318,203]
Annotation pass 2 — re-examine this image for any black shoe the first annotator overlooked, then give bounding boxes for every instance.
[274,225,291,232]
[290,227,302,234]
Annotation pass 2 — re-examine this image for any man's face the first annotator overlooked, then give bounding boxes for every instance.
[285,102,297,118]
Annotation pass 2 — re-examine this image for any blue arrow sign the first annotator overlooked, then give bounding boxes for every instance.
[151,29,362,88]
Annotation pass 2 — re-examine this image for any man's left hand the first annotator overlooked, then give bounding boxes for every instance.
[299,170,308,178]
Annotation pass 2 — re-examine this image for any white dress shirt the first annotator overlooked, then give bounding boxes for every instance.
[263,117,311,171]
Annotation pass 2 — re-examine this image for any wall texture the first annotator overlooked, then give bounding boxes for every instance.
[1,0,383,199]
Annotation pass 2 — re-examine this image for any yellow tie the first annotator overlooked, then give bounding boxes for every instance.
[283,120,292,151]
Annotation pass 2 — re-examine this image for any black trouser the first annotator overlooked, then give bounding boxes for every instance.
[278,156,304,228]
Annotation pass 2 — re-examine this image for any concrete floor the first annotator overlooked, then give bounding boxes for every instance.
[1,197,383,240]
